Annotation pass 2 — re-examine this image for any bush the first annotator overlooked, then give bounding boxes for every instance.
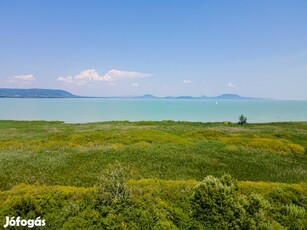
[244,193,271,229]
[191,175,271,229]
[95,162,130,208]
[268,187,307,229]
[62,209,103,230]
[190,175,246,229]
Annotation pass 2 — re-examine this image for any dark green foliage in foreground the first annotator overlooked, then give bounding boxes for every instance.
[268,187,307,229]
[0,173,306,229]
[191,175,270,229]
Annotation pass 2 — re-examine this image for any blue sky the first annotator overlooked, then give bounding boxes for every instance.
[0,1,307,99]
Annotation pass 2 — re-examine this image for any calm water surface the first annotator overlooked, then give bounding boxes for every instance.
[0,98,306,123]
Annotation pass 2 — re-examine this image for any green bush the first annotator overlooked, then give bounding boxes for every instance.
[191,175,246,229]
[268,187,307,229]
[62,209,103,230]
[191,175,271,229]
[244,193,271,229]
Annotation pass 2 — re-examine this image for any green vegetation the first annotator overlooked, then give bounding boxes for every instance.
[191,174,271,229]
[238,114,247,125]
[0,120,306,228]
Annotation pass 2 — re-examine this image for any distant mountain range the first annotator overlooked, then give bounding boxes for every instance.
[113,94,259,100]
[137,94,255,100]
[0,88,79,98]
[0,88,260,100]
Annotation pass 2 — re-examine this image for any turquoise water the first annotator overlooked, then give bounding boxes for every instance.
[0,98,306,123]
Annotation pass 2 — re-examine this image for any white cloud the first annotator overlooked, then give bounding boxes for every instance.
[75,69,103,81]
[102,69,151,82]
[228,82,236,88]
[57,76,74,83]
[183,80,192,83]
[10,74,36,82]
[131,83,139,87]
[57,69,151,85]
[57,69,104,85]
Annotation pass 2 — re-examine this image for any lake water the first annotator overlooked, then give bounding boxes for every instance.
[0,98,306,123]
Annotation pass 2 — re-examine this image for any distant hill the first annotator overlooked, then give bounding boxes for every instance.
[0,88,79,98]
[212,94,253,100]
[135,94,157,99]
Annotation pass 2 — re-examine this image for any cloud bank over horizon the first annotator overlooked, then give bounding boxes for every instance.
[0,74,37,85]
[57,69,152,85]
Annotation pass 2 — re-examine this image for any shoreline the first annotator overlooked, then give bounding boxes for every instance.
[1,119,307,125]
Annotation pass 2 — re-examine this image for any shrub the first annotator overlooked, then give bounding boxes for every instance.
[191,175,271,229]
[190,175,246,229]
[62,209,103,230]
[268,187,307,228]
[244,193,271,229]
[95,162,130,208]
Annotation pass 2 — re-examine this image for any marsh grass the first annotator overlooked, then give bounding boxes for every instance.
[0,120,306,191]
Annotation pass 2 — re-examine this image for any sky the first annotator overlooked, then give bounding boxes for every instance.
[0,0,307,99]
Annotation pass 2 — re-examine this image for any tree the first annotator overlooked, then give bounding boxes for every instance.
[238,114,247,125]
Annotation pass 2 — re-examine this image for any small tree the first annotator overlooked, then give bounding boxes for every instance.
[238,114,247,125]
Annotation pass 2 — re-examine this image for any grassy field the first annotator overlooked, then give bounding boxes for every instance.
[0,120,306,229]
[0,120,306,190]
